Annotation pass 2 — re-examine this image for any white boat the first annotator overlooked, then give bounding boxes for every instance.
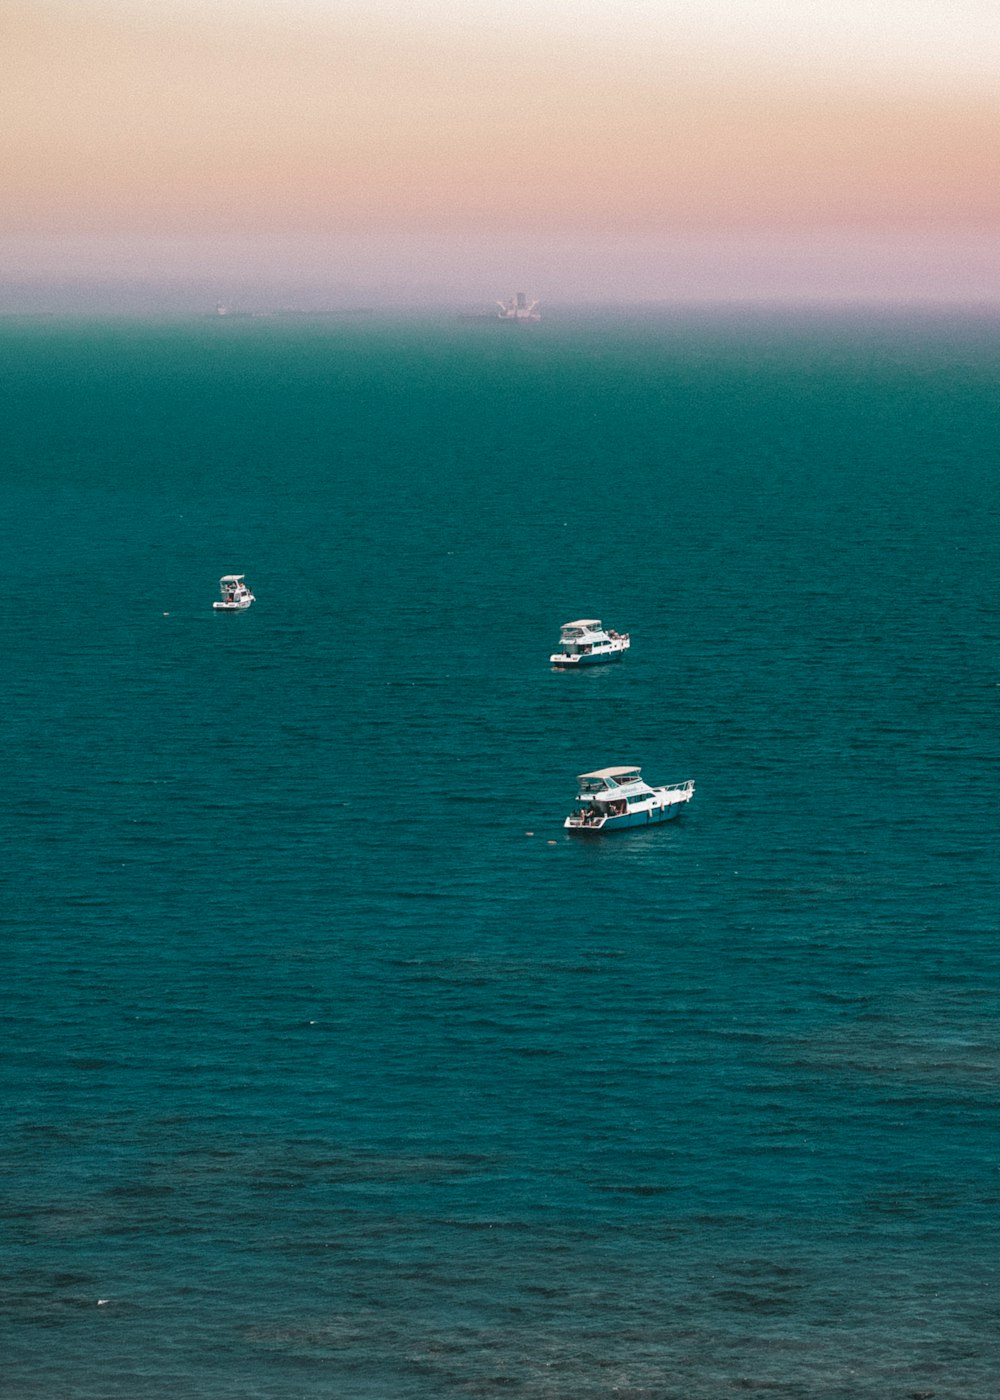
[212,574,255,611]
[550,619,630,667]
[564,766,694,833]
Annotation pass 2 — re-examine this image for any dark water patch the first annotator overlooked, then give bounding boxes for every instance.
[713,1289,796,1315]
[106,1182,176,1199]
[594,1184,676,1197]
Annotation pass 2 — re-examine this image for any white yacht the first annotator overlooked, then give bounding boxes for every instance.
[550,619,630,667]
[565,766,694,832]
[213,575,255,611]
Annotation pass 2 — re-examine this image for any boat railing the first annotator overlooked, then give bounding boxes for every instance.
[658,780,695,797]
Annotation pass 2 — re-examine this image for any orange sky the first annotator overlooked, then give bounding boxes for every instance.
[3,1,998,299]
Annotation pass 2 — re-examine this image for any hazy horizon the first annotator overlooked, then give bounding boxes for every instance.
[3,228,1000,315]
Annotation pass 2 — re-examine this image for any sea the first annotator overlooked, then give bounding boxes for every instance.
[1,308,998,1399]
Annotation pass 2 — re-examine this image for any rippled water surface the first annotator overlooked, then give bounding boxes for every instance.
[2,311,998,1398]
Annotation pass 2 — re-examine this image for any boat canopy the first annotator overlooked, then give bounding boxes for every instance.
[561,619,602,630]
[579,766,642,780]
[220,574,245,583]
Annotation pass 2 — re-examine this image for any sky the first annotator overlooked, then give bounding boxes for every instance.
[3,0,999,306]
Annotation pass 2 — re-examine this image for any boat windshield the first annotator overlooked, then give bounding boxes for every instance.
[578,777,608,794]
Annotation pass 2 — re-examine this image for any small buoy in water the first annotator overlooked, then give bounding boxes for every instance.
[525,831,534,836]
[547,840,557,845]
[97,1299,110,1306]
[163,612,169,616]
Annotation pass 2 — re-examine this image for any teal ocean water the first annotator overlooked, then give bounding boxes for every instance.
[2,311,998,1398]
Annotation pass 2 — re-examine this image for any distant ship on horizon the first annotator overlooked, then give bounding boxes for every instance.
[496,292,540,322]
[211,301,253,320]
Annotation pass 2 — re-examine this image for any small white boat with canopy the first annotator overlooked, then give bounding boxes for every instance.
[550,619,630,667]
[565,766,694,832]
[212,575,255,611]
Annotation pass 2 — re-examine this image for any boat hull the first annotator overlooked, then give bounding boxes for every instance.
[550,649,626,667]
[568,806,681,833]
[213,601,253,611]
[604,803,682,830]
[565,786,693,833]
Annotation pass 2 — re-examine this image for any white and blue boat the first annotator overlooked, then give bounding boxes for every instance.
[212,574,255,611]
[564,766,694,833]
[550,619,630,667]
